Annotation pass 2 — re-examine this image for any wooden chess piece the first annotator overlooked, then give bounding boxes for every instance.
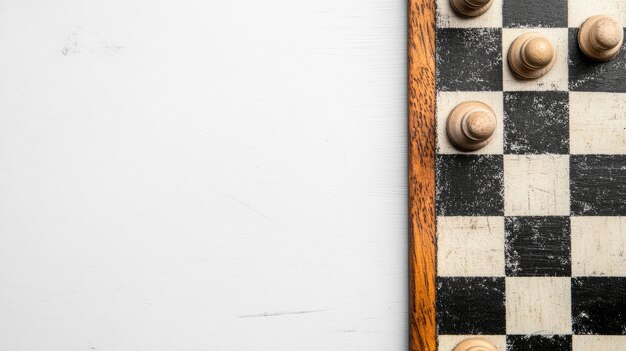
[453,337,499,351]
[508,33,557,80]
[450,0,494,17]
[447,101,496,151]
[579,15,624,62]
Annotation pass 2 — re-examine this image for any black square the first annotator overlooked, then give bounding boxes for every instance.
[572,277,626,335]
[569,28,626,92]
[505,217,571,277]
[436,28,502,91]
[506,335,572,351]
[436,155,504,216]
[504,92,569,155]
[503,0,568,28]
[571,155,626,216]
[436,277,505,335]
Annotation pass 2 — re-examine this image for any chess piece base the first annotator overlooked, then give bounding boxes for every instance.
[446,101,497,151]
[508,32,557,80]
[579,15,624,62]
[450,0,494,17]
[453,337,499,351]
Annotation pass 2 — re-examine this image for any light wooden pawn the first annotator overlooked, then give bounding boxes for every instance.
[447,101,497,151]
[579,15,624,62]
[450,0,494,17]
[453,337,499,351]
[508,33,557,80]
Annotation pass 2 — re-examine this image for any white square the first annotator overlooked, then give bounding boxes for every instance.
[569,0,626,28]
[437,216,505,277]
[436,0,503,28]
[504,155,570,216]
[438,335,506,351]
[573,336,626,351]
[436,91,504,155]
[570,92,626,155]
[503,28,569,91]
[571,216,626,277]
[506,277,572,335]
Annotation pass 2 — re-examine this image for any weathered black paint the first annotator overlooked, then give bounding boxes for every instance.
[505,216,571,277]
[436,155,504,216]
[503,0,568,28]
[504,92,569,155]
[572,277,626,335]
[506,335,572,350]
[571,155,626,216]
[436,28,503,91]
[436,277,506,335]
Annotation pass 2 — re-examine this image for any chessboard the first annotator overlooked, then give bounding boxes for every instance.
[409,1,626,350]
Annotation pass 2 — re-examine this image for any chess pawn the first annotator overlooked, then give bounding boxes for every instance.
[508,33,557,80]
[453,337,499,351]
[447,101,497,151]
[450,0,494,17]
[579,15,624,62]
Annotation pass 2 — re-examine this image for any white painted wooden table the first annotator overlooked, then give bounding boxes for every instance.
[0,1,407,350]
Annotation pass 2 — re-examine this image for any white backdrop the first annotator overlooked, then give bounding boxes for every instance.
[0,1,407,350]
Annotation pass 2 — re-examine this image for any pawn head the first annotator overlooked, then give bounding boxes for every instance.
[591,17,623,50]
[465,110,495,141]
[523,37,555,69]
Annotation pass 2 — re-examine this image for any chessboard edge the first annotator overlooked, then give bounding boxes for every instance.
[408,1,437,351]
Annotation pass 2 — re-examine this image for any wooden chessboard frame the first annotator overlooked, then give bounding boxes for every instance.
[408,1,437,350]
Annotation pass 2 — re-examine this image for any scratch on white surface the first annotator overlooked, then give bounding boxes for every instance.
[239,310,327,318]
[167,120,221,140]
[221,191,283,227]
[61,27,128,56]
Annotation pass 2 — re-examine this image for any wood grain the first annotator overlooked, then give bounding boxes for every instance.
[408,0,437,350]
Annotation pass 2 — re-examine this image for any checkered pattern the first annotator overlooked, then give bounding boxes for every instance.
[435,1,626,350]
